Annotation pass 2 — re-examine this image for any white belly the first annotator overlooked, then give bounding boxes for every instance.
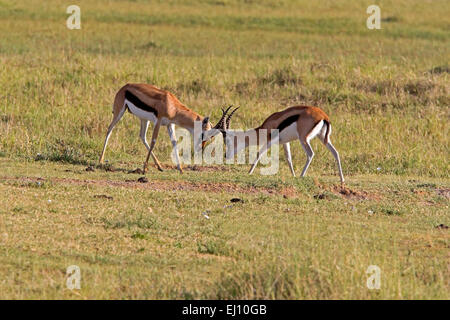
[278,122,299,144]
[125,99,170,125]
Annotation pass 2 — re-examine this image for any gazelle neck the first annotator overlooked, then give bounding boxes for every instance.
[175,108,204,134]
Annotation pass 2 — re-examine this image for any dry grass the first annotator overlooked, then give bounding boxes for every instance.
[0,159,449,299]
[0,0,449,299]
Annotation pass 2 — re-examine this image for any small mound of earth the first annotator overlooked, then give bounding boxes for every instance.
[281,187,298,199]
[333,185,370,200]
[436,188,450,199]
[137,177,148,183]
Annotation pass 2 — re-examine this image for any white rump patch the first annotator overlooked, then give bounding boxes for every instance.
[306,120,324,143]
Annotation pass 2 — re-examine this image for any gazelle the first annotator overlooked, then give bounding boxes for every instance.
[99,83,222,173]
[209,106,345,184]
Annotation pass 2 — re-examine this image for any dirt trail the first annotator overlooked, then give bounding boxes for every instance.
[0,176,293,196]
[1,175,378,200]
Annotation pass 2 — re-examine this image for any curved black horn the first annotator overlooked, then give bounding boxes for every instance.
[225,107,239,129]
[213,105,232,130]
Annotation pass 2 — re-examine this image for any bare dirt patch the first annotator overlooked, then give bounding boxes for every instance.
[280,186,298,199]
[309,180,379,201]
[1,176,293,196]
[123,165,231,174]
[331,185,377,200]
[435,188,450,199]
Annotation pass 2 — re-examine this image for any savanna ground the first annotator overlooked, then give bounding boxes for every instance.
[0,0,448,299]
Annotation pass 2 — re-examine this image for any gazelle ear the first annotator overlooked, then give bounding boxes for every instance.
[202,117,209,125]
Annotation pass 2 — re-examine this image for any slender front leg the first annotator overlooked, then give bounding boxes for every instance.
[248,141,272,175]
[140,119,163,171]
[167,123,183,173]
[143,120,162,173]
[283,143,295,177]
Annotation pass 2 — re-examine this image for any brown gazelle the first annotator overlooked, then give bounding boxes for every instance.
[99,83,222,173]
[211,106,345,184]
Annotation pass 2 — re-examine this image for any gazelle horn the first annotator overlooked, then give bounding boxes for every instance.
[213,105,232,130]
[225,107,239,129]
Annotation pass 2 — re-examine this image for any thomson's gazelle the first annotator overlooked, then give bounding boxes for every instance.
[211,106,345,184]
[99,83,222,173]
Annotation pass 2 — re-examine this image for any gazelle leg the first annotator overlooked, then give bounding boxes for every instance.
[99,107,126,164]
[248,141,272,175]
[140,119,163,171]
[325,140,345,184]
[283,143,295,177]
[300,139,314,177]
[167,123,183,173]
[143,120,162,173]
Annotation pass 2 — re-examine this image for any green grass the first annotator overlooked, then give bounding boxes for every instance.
[0,0,449,299]
[0,159,448,299]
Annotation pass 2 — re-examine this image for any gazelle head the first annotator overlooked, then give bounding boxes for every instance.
[201,106,239,143]
[200,116,213,150]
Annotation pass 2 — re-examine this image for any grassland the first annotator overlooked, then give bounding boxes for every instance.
[0,0,449,299]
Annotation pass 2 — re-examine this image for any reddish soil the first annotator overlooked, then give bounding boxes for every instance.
[1,175,382,201]
[436,188,450,199]
[1,176,298,197]
[330,185,380,201]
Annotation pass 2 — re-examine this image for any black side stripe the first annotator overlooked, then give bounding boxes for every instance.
[125,90,158,117]
[277,115,299,132]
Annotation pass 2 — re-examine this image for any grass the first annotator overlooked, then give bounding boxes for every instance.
[0,0,449,299]
[0,159,448,299]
